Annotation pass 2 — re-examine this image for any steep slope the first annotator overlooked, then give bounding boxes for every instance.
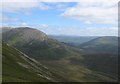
[2,27,77,60]
[2,42,67,82]
[2,27,118,82]
[79,36,118,54]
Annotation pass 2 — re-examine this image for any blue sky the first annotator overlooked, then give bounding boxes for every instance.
[1,0,118,36]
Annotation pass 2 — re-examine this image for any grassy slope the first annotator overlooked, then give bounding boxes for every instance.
[79,36,118,53]
[3,42,115,82]
[2,28,72,60]
[49,35,96,45]
[75,36,118,77]
[2,42,58,82]
[0,40,2,83]
[2,28,118,82]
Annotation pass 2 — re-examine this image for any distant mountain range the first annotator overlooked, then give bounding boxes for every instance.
[2,27,118,82]
[50,35,118,54]
[49,35,97,46]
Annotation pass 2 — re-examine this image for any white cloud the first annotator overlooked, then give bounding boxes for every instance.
[2,0,107,3]
[61,0,119,24]
[22,22,27,25]
[21,22,28,26]
[1,0,71,13]
[84,21,92,24]
[38,25,118,36]
[1,0,50,13]
[1,16,18,22]
[39,24,49,28]
[1,0,119,36]
[62,27,118,36]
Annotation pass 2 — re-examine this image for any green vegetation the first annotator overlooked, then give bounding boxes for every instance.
[70,53,118,78]
[2,42,58,82]
[79,36,118,54]
[2,27,118,82]
[49,35,96,46]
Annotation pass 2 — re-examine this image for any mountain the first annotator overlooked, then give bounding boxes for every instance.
[49,35,97,46]
[2,27,118,82]
[2,27,78,60]
[79,36,118,54]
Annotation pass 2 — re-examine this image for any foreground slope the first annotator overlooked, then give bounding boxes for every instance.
[2,42,66,82]
[2,27,117,82]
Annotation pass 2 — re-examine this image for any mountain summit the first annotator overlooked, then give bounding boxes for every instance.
[3,27,48,43]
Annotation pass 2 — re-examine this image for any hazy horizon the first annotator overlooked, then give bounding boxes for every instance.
[1,26,119,37]
[1,0,118,36]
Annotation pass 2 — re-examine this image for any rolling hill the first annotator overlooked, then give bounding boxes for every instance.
[49,35,96,46]
[2,27,118,82]
[79,36,118,54]
[76,37,118,77]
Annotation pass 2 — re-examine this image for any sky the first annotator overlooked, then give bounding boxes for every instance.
[1,0,119,36]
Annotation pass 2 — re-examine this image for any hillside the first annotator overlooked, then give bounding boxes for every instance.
[2,27,118,82]
[3,42,72,82]
[79,36,118,54]
[49,35,96,46]
[75,37,118,77]
[2,27,79,60]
